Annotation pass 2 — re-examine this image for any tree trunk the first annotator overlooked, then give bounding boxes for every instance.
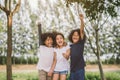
[6,13,12,80]
[97,55,106,80]
[95,29,106,80]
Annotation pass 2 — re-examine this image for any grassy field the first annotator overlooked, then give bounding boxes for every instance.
[0,65,120,80]
[0,71,38,80]
[0,71,120,80]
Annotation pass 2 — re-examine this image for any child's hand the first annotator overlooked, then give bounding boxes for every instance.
[79,14,84,20]
[48,70,53,76]
[63,53,69,60]
[63,53,66,58]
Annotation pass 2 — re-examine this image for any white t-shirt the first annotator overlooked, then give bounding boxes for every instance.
[36,45,54,72]
[54,45,70,71]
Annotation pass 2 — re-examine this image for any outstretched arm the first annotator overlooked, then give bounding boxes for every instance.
[38,23,43,46]
[79,14,85,40]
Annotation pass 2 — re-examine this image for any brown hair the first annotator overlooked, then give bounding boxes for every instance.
[41,32,54,45]
[68,28,86,43]
[53,32,67,47]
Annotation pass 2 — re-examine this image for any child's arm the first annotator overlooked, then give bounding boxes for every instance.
[79,14,85,40]
[38,24,43,46]
[63,49,70,60]
[48,52,57,76]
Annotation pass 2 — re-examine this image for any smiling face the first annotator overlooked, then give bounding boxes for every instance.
[56,34,64,48]
[44,37,53,47]
[72,31,80,43]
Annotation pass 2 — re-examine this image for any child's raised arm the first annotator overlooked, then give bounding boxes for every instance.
[38,24,43,46]
[79,14,85,40]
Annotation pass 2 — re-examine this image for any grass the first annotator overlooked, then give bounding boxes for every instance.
[0,71,120,80]
[0,71,38,80]
[85,71,120,80]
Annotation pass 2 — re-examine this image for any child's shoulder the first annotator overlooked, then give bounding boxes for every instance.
[39,45,45,48]
[65,44,70,49]
[39,45,53,49]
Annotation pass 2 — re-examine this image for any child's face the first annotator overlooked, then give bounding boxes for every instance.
[44,37,53,47]
[72,31,80,43]
[56,35,64,47]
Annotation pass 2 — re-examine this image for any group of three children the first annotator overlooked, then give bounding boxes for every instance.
[36,14,86,80]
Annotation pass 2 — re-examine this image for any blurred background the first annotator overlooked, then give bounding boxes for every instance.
[0,0,120,80]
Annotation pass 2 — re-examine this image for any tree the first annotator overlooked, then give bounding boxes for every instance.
[0,0,21,80]
[66,0,120,80]
[111,25,120,64]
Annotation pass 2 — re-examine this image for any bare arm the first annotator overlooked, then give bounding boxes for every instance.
[79,14,85,40]
[63,49,70,60]
[38,23,43,46]
[48,52,57,76]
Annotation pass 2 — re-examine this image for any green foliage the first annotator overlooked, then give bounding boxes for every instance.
[0,72,6,80]
[85,72,120,80]
[108,56,116,64]
[66,0,120,20]
[0,56,38,64]
[13,0,17,4]
[86,61,98,65]
[85,73,101,80]
[30,14,38,27]
[0,56,6,65]
[116,54,120,64]
[105,71,120,80]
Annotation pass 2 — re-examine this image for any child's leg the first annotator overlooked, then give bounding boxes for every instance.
[47,76,52,80]
[38,70,47,80]
[60,74,67,80]
[77,68,85,80]
[70,68,85,80]
[53,73,59,80]
[69,72,74,80]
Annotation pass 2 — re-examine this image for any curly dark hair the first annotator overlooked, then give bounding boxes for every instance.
[41,32,54,45]
[68,28,86,43]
